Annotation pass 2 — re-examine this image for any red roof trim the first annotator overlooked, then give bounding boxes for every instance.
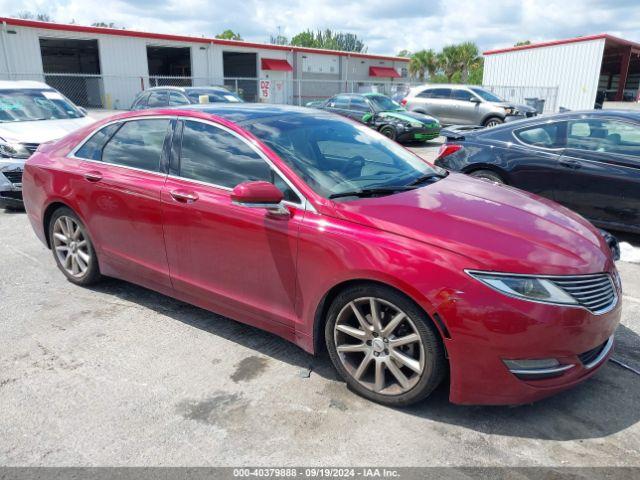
[483,34,640,55]
[261,58,293,71]
[369,66,400,78]
[0,17,409,62]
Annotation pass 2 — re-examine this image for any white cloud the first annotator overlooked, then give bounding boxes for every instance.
[2,0,638,55]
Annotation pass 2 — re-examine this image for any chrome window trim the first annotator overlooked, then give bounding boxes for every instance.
[176,116,316,212]
[510,120,566,152]
[465,270,619,315]
[68,115,176,160]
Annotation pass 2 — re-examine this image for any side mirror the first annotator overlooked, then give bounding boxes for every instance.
[231,181,289,216]
[469,97,481,104]
[78,106,88,116]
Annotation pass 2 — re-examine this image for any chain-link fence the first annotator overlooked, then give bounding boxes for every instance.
[1,72,559,114]
[483,85,559,114]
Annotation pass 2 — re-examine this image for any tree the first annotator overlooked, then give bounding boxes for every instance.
[514,40,531,47]
[92,22,118,28]
[16,11,53,22]
[456,41,481,83]
[438,45,463,82]
[408,49,439,81]
[397,49,412,58]
[216,30,243,40]
[270,34,289,46]
[289,29,367,52]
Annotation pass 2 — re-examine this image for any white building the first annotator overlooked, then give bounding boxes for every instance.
[483,34,640,111]
[0,16,409,108]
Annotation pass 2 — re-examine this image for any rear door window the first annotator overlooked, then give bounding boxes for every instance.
[147,91,168,108]
[349,96,371,112]
[169,92,190,106]
[515,122,564,148]
[102,119,170,172]
[328,95,350,109]
[429,88,452,99]
[75,123,121,160]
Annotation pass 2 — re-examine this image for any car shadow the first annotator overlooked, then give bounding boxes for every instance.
[87,277,639,441]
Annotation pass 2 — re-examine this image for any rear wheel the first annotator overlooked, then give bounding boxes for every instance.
[469,169,505,184]
[49,207,101,286]
[325,283,446,406]
[380,126,397,141]
[483,117,503,128]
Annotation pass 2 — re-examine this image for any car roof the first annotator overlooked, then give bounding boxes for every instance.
[0,80,53,90]
[173,103,324,124]
[145,86,230,93]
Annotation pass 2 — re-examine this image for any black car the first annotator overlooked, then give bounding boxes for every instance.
[435,110,640,234]
[308,93,440,143]
[131,86,243,110]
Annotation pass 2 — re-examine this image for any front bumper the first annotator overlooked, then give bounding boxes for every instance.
[397,127,441,143]
[438,274,622,405]
[0,165,24,208]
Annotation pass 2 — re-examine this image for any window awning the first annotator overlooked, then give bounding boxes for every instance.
[261,58,293,71]
[369,66,400,78]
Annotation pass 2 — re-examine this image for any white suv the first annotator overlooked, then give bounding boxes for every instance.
[0,81,94,209]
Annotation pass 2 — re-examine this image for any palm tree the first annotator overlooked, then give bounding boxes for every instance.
[456,42,481,83]
[438,45,461,82]
[408,49,439,81]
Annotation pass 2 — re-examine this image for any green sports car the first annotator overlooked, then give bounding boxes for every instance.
[306,92,441,143]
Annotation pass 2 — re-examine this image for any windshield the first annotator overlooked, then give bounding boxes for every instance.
[0,89,84,123]
[244,113,444,199]
[367,94,403,112]
[187,90,243,103]
[469,87,504,102]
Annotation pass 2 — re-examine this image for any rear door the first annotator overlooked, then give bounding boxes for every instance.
[71,117,174,290]
[421,88,453,123]
[554,117,640,229]
[449,88,481,125]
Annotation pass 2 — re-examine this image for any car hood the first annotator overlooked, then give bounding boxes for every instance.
[330,173,611,275]
[0,116,95,144]
[491,101,537,113]
[378,110,439,125]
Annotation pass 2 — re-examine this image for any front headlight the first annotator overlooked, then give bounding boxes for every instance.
[0,141,30,159]
[410,122,423,128]
[467,271,578,305]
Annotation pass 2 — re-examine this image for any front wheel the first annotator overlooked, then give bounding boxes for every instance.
[49,207,102,286]
[483,117,504,128]
[379,126,397,141]
[325,284,446,406]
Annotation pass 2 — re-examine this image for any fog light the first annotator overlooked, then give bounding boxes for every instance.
[503,358,574,380]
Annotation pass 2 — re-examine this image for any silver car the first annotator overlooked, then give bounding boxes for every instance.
[402,84,537,127]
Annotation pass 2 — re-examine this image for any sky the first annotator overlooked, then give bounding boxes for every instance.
[2,0,639,56]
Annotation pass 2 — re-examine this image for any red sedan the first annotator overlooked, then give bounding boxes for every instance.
[22,104,621,406]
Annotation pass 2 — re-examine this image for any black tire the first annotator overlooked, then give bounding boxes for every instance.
[483,116,504,128]
[48,207,102,286]
[325,283,446,406]
[469,169,505,184]
[380,126,397,141]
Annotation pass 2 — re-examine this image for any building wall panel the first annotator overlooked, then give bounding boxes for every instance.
[483,39,605,110]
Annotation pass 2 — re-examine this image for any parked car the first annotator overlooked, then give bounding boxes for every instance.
[309,93,440,143]
[434,110,640,234]
[130,86,243,110]
[0,81,94,210]
[23,104,620,407]
[402,84,537,127]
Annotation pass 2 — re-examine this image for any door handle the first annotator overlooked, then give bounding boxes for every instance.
[559,159,581,170]
[84,171,103,182]
[170,189,199,203]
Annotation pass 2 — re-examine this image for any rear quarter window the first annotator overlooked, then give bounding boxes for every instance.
[74,123,121,160]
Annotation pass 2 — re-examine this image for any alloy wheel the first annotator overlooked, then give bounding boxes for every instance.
[333,297,425,395]
[52,216,91,278]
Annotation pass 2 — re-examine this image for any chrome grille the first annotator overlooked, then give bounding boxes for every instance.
[21,143,40,154]
[3,170,23,184]
[551,274,617,314]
